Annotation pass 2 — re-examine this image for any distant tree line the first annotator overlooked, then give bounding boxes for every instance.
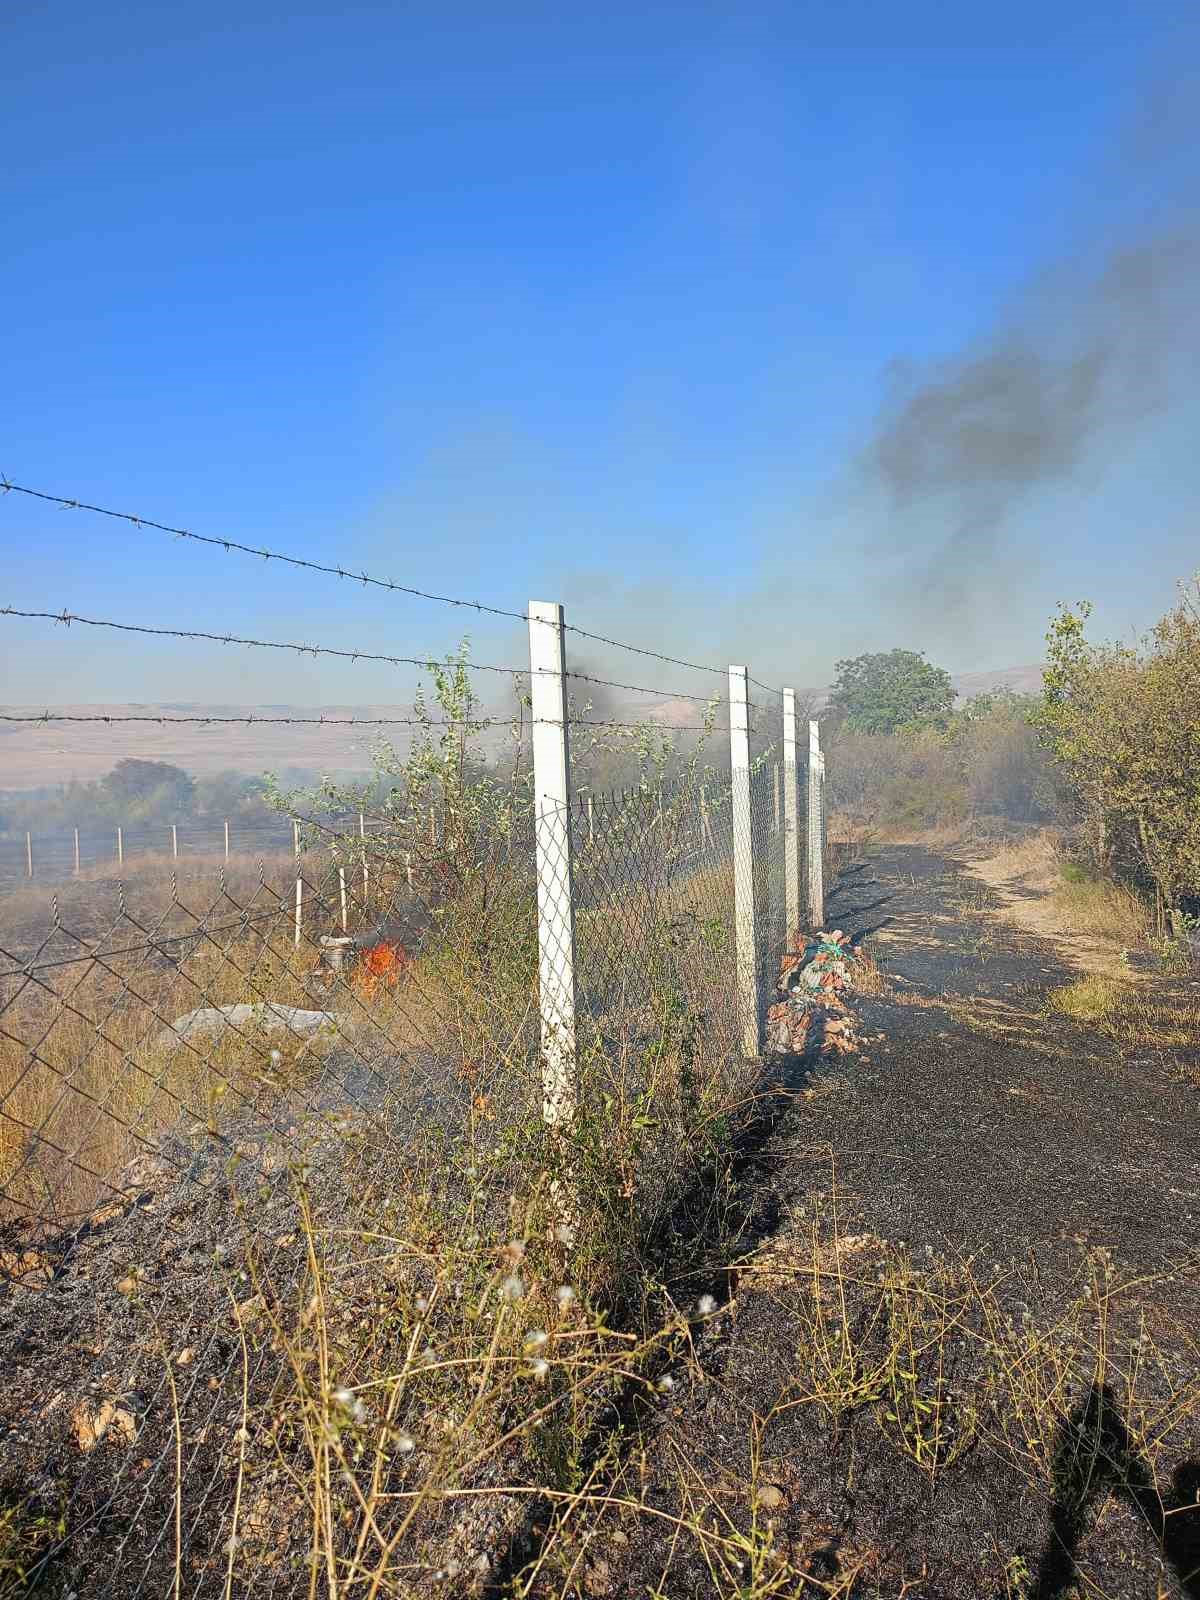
[822,648,1057,833]
[0,760,325,835]
[822,590,1200,914]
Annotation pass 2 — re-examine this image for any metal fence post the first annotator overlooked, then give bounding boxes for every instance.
[117,826,123,867]
[783,690,800,939]
[25,832,32,879]
[171,824,178,860]
[729,665,760,1057]
[808,719,825,929]
[74,827,80,876]
[528,600,578,1126]
[224,818,230,860]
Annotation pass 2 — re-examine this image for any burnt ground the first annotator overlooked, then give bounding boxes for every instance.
[3,845,1198,1598]
[553,845,1200,1600]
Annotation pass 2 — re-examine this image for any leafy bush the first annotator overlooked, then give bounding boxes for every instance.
[1034,581,1200,916]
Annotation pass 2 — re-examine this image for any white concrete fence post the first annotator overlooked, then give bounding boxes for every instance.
[339,867,348,933]
[808,719,825,929]
[25,832,32,879]
[73,827,80,876]
[783,689,801,940]
[224,818,230,861]
[171,824,178,860]
[729,665,761,1057]
[116,826,123,867]
[528,600,578,1127]
[293,819,303,949]
[819,747,828,895]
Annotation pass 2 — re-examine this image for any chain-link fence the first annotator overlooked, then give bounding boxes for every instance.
[0,817,381,891]
[0,628,837,1597]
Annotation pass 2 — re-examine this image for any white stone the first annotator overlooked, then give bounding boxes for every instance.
[155,1003,344,1052]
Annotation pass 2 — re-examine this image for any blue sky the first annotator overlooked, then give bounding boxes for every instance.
[3,0,1197,709]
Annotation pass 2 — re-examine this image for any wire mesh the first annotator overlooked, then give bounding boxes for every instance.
[0,739,832,1593]
[0,806,547,1592]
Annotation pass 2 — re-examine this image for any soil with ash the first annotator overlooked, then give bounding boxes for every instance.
[546,846,1200,1600]
[0,1053,494,1599]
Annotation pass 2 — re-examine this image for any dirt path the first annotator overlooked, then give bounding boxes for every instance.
[570,846,1200,1600]
[960,835,1135,976]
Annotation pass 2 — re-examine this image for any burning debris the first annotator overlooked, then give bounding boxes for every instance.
[316,920,412,997]
[768,929,863,1057]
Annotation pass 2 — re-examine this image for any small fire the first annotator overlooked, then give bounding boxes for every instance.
[352,940,408,998]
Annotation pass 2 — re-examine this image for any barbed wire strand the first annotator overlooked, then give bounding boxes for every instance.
[0,711,741,733]
[0,605,742,707]
[0,481,785,691]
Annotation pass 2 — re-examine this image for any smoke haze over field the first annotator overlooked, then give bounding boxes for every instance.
[857,226,1199,637]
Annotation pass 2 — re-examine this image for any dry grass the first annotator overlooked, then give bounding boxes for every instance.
[1092,980,1200,1079]
[0,851,301,960]
[1046,973,1127,1024]
[963,829,1155,977]
[0,803,781,1593]
[0,851,433,1225]
[1053,873,1153,945]
[522,1203,1200,1599]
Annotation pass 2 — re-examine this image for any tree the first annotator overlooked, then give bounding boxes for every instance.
[828,649,956,735]
[1032,588,1200,913]
[102,759,195,820]
[192,770,271,816]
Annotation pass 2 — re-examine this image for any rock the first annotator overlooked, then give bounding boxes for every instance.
[73,1399,137,1452]
[0,1249,53,1289]
[584,1558,614,1596]
[154,1003,344,1052]
[232,1294,266,1329]
[118,1151,176,1193]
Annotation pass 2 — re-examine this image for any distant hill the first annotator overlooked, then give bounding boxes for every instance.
[0,704,420,790]
[950,664,1044,700]
[0,667,1047,789]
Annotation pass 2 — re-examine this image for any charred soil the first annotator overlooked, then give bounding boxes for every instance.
[537,846,1200,1600]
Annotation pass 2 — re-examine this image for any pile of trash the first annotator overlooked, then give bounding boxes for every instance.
[767,929,862,1057]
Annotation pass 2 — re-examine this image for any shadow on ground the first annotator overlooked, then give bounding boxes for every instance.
[526,844,1200,1599]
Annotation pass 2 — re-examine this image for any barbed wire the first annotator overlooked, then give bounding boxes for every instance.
[1,480,786,692]
[1,605,748,708]
[0,606,526,675]
[0,711,735,733]
[1,710,493,729]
